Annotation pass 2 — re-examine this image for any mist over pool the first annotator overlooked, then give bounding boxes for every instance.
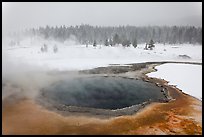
[40,76,166,110]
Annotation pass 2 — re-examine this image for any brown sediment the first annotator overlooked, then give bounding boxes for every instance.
[2,63,202,135]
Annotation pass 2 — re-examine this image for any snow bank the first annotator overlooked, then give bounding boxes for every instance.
[147,63,202,100]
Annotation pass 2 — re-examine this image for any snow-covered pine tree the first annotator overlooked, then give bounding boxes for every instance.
[113,34,121,46]
[122,39,131,47]
[132,38,137,48]
[93,40,97,47]
[53,45,58,53]
[148,39,155,50]
[104,39,109,46]
[43,44,48,52]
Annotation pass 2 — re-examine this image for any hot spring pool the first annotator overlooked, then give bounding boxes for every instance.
[40,76,166,110]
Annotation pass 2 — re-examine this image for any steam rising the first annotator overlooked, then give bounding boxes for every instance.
[39,76,165,110]
[2,48,79,101]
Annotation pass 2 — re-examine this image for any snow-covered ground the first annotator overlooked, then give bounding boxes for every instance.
[2,38,202,71]
[147,63,202,100]
[2,37,202,101]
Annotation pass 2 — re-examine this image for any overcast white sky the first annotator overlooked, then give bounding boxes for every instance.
[2,2,202,33]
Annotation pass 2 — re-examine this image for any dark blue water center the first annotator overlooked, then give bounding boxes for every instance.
[41,76,165,110]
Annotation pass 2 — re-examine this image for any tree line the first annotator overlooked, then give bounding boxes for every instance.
[24,24,202,45]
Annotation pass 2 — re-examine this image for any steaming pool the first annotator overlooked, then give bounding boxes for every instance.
[40,76,168,112]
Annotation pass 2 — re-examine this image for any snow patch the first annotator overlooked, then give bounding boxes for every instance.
[147,63,202,100]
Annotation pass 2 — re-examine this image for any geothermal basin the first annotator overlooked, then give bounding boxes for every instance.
[3,62,202,135]
[38,76,168,117]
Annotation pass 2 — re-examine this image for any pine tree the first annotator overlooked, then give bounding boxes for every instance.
[93,40,97,47]
[148,39,155,50]
[132,38,137,48]
[113,34,121,45]
[29,25,202,45]
[53,45,58,53]
[122,39,131,47]
[144,43,148,50]
[126,40,131,47]
[43,44,48,52]
[104,39,109,46]
[109,39,113,46]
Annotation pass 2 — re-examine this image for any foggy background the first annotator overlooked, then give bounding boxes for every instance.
[2,2,202,34]
[2,2,202,100]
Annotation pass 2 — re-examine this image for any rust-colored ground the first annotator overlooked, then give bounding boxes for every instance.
[2,76,202,135]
